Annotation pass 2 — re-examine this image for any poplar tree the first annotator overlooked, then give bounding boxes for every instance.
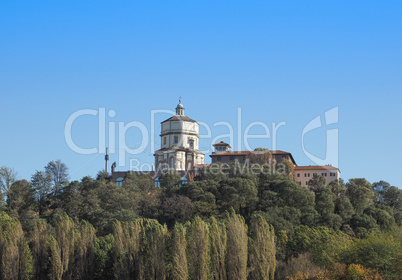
[171,223,188,280]
[0,212,33,280]
[209,217,227,280]
[47,236,62,280]
[186,216,209,280]
[226,209,248,280]
[248,214,276,280]
[74,221,95,279]
[112,220,130,280]
[125,220,142,279]
[142,220,167,280]
[54,214,75,279]
[32,222,49,280]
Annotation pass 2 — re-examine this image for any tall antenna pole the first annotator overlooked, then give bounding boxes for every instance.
[105,147,109,173]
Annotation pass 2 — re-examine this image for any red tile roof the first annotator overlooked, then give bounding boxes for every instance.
[209,149,298,165]
[271,150,290,155]
[213,141,231,147]
[210,151,251,157]
[294,165,340,172]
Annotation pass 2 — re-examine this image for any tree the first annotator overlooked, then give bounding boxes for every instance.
[96,170,109,181]
[329,179,346,196]
[45,160,69,194]
[159,171,181,194]
[142,220,167,280]
[160,195,195,226]
[373,181,401,210]
[179,180,219,217]
[0,212,33,280]
[314,186,342,229]
[171,223,188,280]
[278,158,295,179]
[6,180,35,218]
[32,221,50,280]
[308,175,326,191]
[217,178,258,217]
[226,209,248,280]
[248,214,276,280]
[74,221,95,279]
[47,236,63,280]
[364,205,396,231]
[54,214,76,279]
[93,234,115,280]
[248,148,272,165]
[0,166,18,194]
[112,221,131,280]
[334,196,355,222]
[209,217,226,280]
[59,181,83,220]
[340,232,401,279]
[288,225,351,268]
[31,170,52,215]
[346,178,375,214]
[186,216,209,280]
[349,214,379,237]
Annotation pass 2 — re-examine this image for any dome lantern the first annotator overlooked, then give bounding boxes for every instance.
[176,98,184,115]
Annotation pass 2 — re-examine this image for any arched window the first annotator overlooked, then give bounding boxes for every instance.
[155,177,160,188]
[116,177,124,186]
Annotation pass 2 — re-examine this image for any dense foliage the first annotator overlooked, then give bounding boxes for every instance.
[0,161,401,279]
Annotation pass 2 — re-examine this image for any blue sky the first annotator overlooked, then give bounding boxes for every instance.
[1,1,401,187]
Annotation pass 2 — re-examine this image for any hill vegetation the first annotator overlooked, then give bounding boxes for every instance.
[0,162,401,280]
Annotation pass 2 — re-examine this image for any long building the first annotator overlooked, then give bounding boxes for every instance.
[209,141,340,186]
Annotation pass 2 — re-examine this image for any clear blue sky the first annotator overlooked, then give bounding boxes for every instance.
[1,1,401,187]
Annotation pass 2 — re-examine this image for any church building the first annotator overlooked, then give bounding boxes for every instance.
[154,100,205,172]
[111,99,340,188]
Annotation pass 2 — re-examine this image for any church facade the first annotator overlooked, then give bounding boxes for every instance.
[154,100,205,172]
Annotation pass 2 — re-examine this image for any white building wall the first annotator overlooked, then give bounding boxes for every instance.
[294,168,340,187]
[161,121,199,149]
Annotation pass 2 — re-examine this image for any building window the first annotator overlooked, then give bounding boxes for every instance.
[313,173,317,176]
[163,137,166,145]
[180,177,188,187]
[217,156,221,161]
[304,173,310,177]
[306,181,309,185]
[297,173,300,177]
[155,177,160,188]
[116,177,124,186]
[174,136,178,144]
[321,173,327,176]
[298,182,301,185]
[330,172,336,176]
[230,156,234,161]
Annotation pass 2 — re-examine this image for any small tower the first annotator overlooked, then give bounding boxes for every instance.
[213,141,231,154]
[176,98,184,115]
